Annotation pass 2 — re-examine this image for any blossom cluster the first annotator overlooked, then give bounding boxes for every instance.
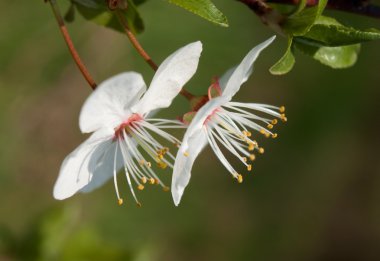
[53,36,287,206]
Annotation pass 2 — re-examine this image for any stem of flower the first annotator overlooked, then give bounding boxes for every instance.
[47,0,97,89]
[114,9,194,100]
[114,10,159,71]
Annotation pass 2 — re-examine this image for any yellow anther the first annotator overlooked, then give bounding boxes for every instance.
[184,151,189,157]
[248,142,255,151]
[259,147,265,154]
[157,154,164,160]
[247,164,252,171]
[155,178,160,185]
[149,178,155,184]
[260,129,266,135]
[281,114,287,122]
[163,186,170,192]
[141,177,147,184]
[136,202,142,208]
[267,124,274,129]
[118,198,124,206]
[139,160,145,166]
[243,157,247,162]
[237,174,243,183]
[249,154,256,161]
[272,133,278,139]
[137,184,145,191]
[174,142,180,148]
[265,132,271,138]
[146,162,152,168]
[279,106,286,113]
[271,119,278,125]
[243,130,251,137]
[157,161,168,169]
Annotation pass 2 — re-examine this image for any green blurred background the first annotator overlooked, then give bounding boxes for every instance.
[1,0,380,260]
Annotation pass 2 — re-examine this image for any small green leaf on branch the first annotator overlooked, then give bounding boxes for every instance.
[167,0,228,27]
[64,3,76,23]
[294,38,360,69]
[302,16,380,46]
[71,0,144,34]
[270,37,295,75]
[282,0,327,36]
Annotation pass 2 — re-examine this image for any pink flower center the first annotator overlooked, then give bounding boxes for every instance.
[114,114,143,140]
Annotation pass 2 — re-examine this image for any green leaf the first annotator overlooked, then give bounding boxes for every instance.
[168,0,228,27]
[64,3,76,23]
[302,16,380,46]
[270,37,295,75]
[72,0,144,34]
[294,38,360,69]
[290,0,307,16]
[124,0,144,33]
[283,0,327,36]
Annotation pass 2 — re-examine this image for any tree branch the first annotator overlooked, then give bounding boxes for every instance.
[114,10,159,71]
[113,5,194,100]
[47,0,97,89]
[251,0,380,19]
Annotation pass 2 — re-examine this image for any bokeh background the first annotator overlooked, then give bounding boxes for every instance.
[1,0,380,260]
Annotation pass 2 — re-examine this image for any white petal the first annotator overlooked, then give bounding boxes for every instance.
[53,128,114,200]
[171,129,207,206]
[79,72,147,133]
[222,36,276,99]
[79,141,124,193]
[218,66,235,91]
[171,96,227,206]
[132,41,202,115]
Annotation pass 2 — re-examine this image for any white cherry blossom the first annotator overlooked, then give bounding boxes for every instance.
[53,41,202,206]
[171,36,287,206]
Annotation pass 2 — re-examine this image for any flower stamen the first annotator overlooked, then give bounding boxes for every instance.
[113,142,123,206]
[111,114,181,205]
[200,100,285,183]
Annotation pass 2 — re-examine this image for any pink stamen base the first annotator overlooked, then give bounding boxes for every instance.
[114,114,143,140]
[204,108,220,126]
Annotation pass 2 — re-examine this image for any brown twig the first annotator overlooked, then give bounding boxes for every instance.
[47,0,97,89]
[114,10,158,71]
[239,0,273,16]
[245,0,380,19]
[238,0,285,32]
[114,8,194,100]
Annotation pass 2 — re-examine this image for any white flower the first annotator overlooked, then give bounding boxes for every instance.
[53,41,202,206]
[171,36,287,206]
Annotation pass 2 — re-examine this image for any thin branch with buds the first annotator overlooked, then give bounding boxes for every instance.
[47,0,97,89]
[240,0,380,19]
